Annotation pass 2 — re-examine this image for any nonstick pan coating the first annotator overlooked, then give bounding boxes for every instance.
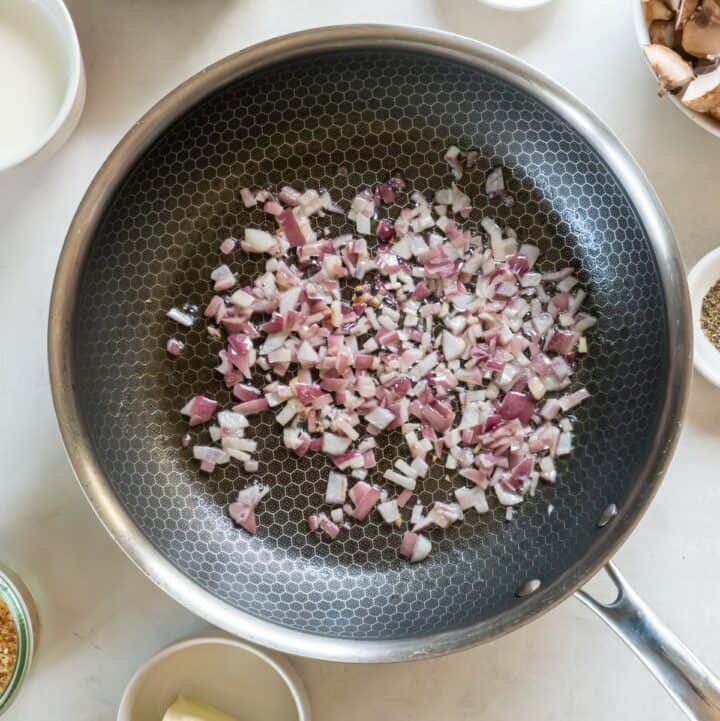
[50,26,690,662]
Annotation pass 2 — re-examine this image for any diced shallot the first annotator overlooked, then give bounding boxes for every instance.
[399,531,432,563]
[167,307,195,327]
[350,485,382,520]
[181,396,218,426]
[220,237,237,255]
[325,472,348,505]
[166,338,185,356]
[377,500,400,524]
[170,167,596,559]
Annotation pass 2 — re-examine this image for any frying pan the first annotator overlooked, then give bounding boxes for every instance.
[49,25,720,719]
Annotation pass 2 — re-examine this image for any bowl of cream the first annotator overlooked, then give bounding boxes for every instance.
[0,0,85,171]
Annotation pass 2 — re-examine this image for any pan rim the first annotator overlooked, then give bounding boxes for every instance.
[48,24,692,663]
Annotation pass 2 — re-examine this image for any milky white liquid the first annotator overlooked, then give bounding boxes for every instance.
[0,0,69,167]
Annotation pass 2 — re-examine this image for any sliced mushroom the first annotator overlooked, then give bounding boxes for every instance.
[682,64,720,109]
[682,8,720,56]
[645,0,674,22]
[644,44,696,92]
[676,0,699,29]
[650,19,677,44]
[702,0,720,22]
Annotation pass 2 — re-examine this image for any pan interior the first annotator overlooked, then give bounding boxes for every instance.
[73,50,668,641]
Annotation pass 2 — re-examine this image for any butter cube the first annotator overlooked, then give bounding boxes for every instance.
[162,695,241,721]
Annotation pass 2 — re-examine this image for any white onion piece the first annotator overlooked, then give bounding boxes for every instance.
[485,167,505,198]
[230,288,255,307]
[494,485,523,506]
[222,437,256,453]
[220,237,237,255]
[279,286,301,315]
[218,410,249,430]
[326,472,348,505]
[211,264,236,292]
[394,459,418,479]
[540,456,557,483]
[166,338,184,355]
[528,376,547,400]
[193,446,230,464]
[455,486,489,513]
[383,469,417,491]
[557,432,574,456]
[167,307,195,327]
[236,484,270,507]
[242,228,276,254]
[411,457,429,477]
[442,330,465,361]
[240,188,257,207]
[377,500,400,524]
[519,243,540,268]
[366,407,395,430]
[472,489,489,514]
[444,145,463,180]
[355,215,371,235]
[275,401,298,426]
[322,433,351,455]
[409,534,431,563]
[521,272,542,288]
[454,486,476,511]
[559,388,590,411]
[409,351,439,381]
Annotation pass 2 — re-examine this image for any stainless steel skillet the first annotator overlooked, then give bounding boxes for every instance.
[49,25,720,719]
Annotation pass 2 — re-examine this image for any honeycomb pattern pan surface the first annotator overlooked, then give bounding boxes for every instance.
[51,26,690,662]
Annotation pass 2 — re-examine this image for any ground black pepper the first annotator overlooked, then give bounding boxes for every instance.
[701,279,720,352]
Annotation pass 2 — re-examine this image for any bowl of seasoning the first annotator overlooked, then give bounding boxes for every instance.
[0,566,37,715]
[688,247,720,388]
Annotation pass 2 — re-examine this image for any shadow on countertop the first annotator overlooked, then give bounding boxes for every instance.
[62,0,236,136]
[686,371,720,436]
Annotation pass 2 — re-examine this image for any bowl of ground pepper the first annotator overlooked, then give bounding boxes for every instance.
[0,567,36,715]
[688,247,720,389]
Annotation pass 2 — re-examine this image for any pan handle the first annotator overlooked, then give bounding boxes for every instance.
[575,563,720,720]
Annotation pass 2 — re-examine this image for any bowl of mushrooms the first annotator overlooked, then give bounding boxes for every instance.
[635,0,720,137]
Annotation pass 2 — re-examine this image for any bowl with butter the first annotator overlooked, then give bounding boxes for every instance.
[117,637,310,721]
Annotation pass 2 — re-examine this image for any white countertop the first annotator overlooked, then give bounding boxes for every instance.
[1,0,720,719]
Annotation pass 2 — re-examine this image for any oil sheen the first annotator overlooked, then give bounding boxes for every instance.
[0,0,68,167]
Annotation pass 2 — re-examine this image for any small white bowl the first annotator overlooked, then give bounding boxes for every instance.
[687,247,720,387]
[117,637,311,721]
[476,0,553,10]
[632,0,720,140]
[0,0,85,171]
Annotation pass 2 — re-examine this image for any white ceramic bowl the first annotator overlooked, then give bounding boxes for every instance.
[0,0,85,171]
[476,0,553,9]
[632,0,720,139]
[687,247,720,387]
[117,637,310,721]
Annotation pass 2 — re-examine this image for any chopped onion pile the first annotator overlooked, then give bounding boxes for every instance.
[166,150,596,562]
